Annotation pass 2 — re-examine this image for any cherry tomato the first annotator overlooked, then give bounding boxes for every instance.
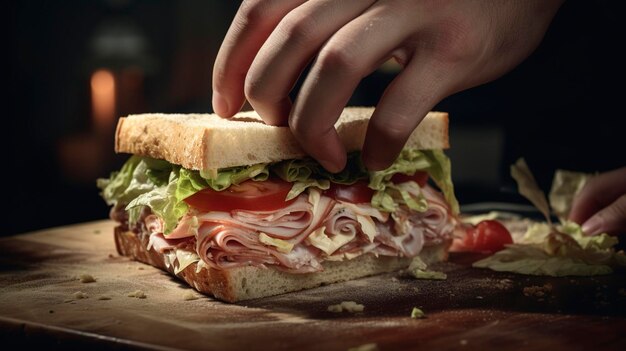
[466,220,513,253]
[391,171,429,187]
[184,178,294,212]
[323,180,375,204]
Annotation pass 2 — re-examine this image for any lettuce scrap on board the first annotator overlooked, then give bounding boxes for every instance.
[473,159,625,276]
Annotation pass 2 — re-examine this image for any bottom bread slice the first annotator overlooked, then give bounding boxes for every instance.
[114,226,449,302]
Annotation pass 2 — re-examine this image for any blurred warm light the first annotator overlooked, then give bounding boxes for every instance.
[91,69,116,132]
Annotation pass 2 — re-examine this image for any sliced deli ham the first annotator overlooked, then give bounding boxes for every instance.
[129,184,455,273]
[196,222,324,272]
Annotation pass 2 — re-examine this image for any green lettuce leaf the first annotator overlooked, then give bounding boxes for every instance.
[286,179,330,201]
[371,182,428,213]
[473,244,614,276]
[199,164,270,191]
[143,158,174,186]
[405,256,447,280]
[422,150,459,214]
[176,168,210,201]
[368,148,431,191]
[370,190,398,212]
[548,170,591,220]
[275,152,368,185]
[510,158,552,224]
[126,170,188,234]
[369,149,458,213]
[97,156,162,206]
[319,152,368,185]
[97,156,143,205]
[272,158,316,182]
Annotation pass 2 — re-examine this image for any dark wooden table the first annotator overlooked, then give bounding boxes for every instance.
[1,220,625,350]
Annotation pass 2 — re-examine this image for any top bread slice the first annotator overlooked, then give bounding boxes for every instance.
[115,106,449,171]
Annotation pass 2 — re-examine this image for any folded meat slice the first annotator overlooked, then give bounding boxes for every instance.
[196,223,324,272]
[196,194,333,244]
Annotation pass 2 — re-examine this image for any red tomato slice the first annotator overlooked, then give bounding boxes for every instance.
[391,171,429,187]
[323,180,374,204]
[184,178,294,212]
[461,220,513,253]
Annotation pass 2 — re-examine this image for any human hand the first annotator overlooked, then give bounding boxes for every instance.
[569,167,626,236]
[212,0,563,172]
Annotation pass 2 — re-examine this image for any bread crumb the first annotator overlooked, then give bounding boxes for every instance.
[495,279,514,290]
[348,343,378,351]
[97,295,112,300]
[327,301,364,313]
[127,290,147,299]
[460,339,468,346]
[72,291,88,299]
[523,283,553,298]
[78,274,96,283]
[327,304,343,313]
[183,291,199,301]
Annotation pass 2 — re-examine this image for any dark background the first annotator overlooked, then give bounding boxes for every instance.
[7,0,625,236]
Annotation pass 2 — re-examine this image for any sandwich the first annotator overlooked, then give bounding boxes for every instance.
[97,107,460,302]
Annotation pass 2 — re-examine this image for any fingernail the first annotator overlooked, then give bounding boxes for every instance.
[212,91,229,116]
[582,216,601,235]
[363,155,391,172]
[361,146,392,171]
[318,157,344,174]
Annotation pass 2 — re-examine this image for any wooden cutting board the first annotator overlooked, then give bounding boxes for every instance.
[1,220,625,350]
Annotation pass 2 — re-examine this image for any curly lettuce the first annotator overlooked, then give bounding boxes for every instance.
[98,148,458,234]
[369,149,458,214]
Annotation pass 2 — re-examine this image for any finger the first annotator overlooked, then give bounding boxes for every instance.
[362,58,451,170]
[569,167,626,224]
[245,0,376,126]
[289,4,415,172]
[212,0,306,117]
[581,194,626,236]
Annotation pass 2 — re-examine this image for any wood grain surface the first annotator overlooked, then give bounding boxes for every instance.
[0,220,625,350]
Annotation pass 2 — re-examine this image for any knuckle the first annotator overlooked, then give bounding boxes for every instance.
[243,75,261,101]
[244,71,284,105]
[426,18,483,65]
[278,13,318,46]
[238,0,267,27]
[317,45,359,74]
[243,74,264,103]
[289,115,317,143]
[288,115,306,138]
[371,112,414,142]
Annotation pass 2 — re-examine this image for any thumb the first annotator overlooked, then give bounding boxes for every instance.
[581,194,626,236]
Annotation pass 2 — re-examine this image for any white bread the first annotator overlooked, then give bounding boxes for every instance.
[115,107,449,171]
[114,227,450,302]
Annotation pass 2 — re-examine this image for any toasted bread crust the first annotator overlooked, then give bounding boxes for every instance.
[114,227,449,302]
[115,107,449,171]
